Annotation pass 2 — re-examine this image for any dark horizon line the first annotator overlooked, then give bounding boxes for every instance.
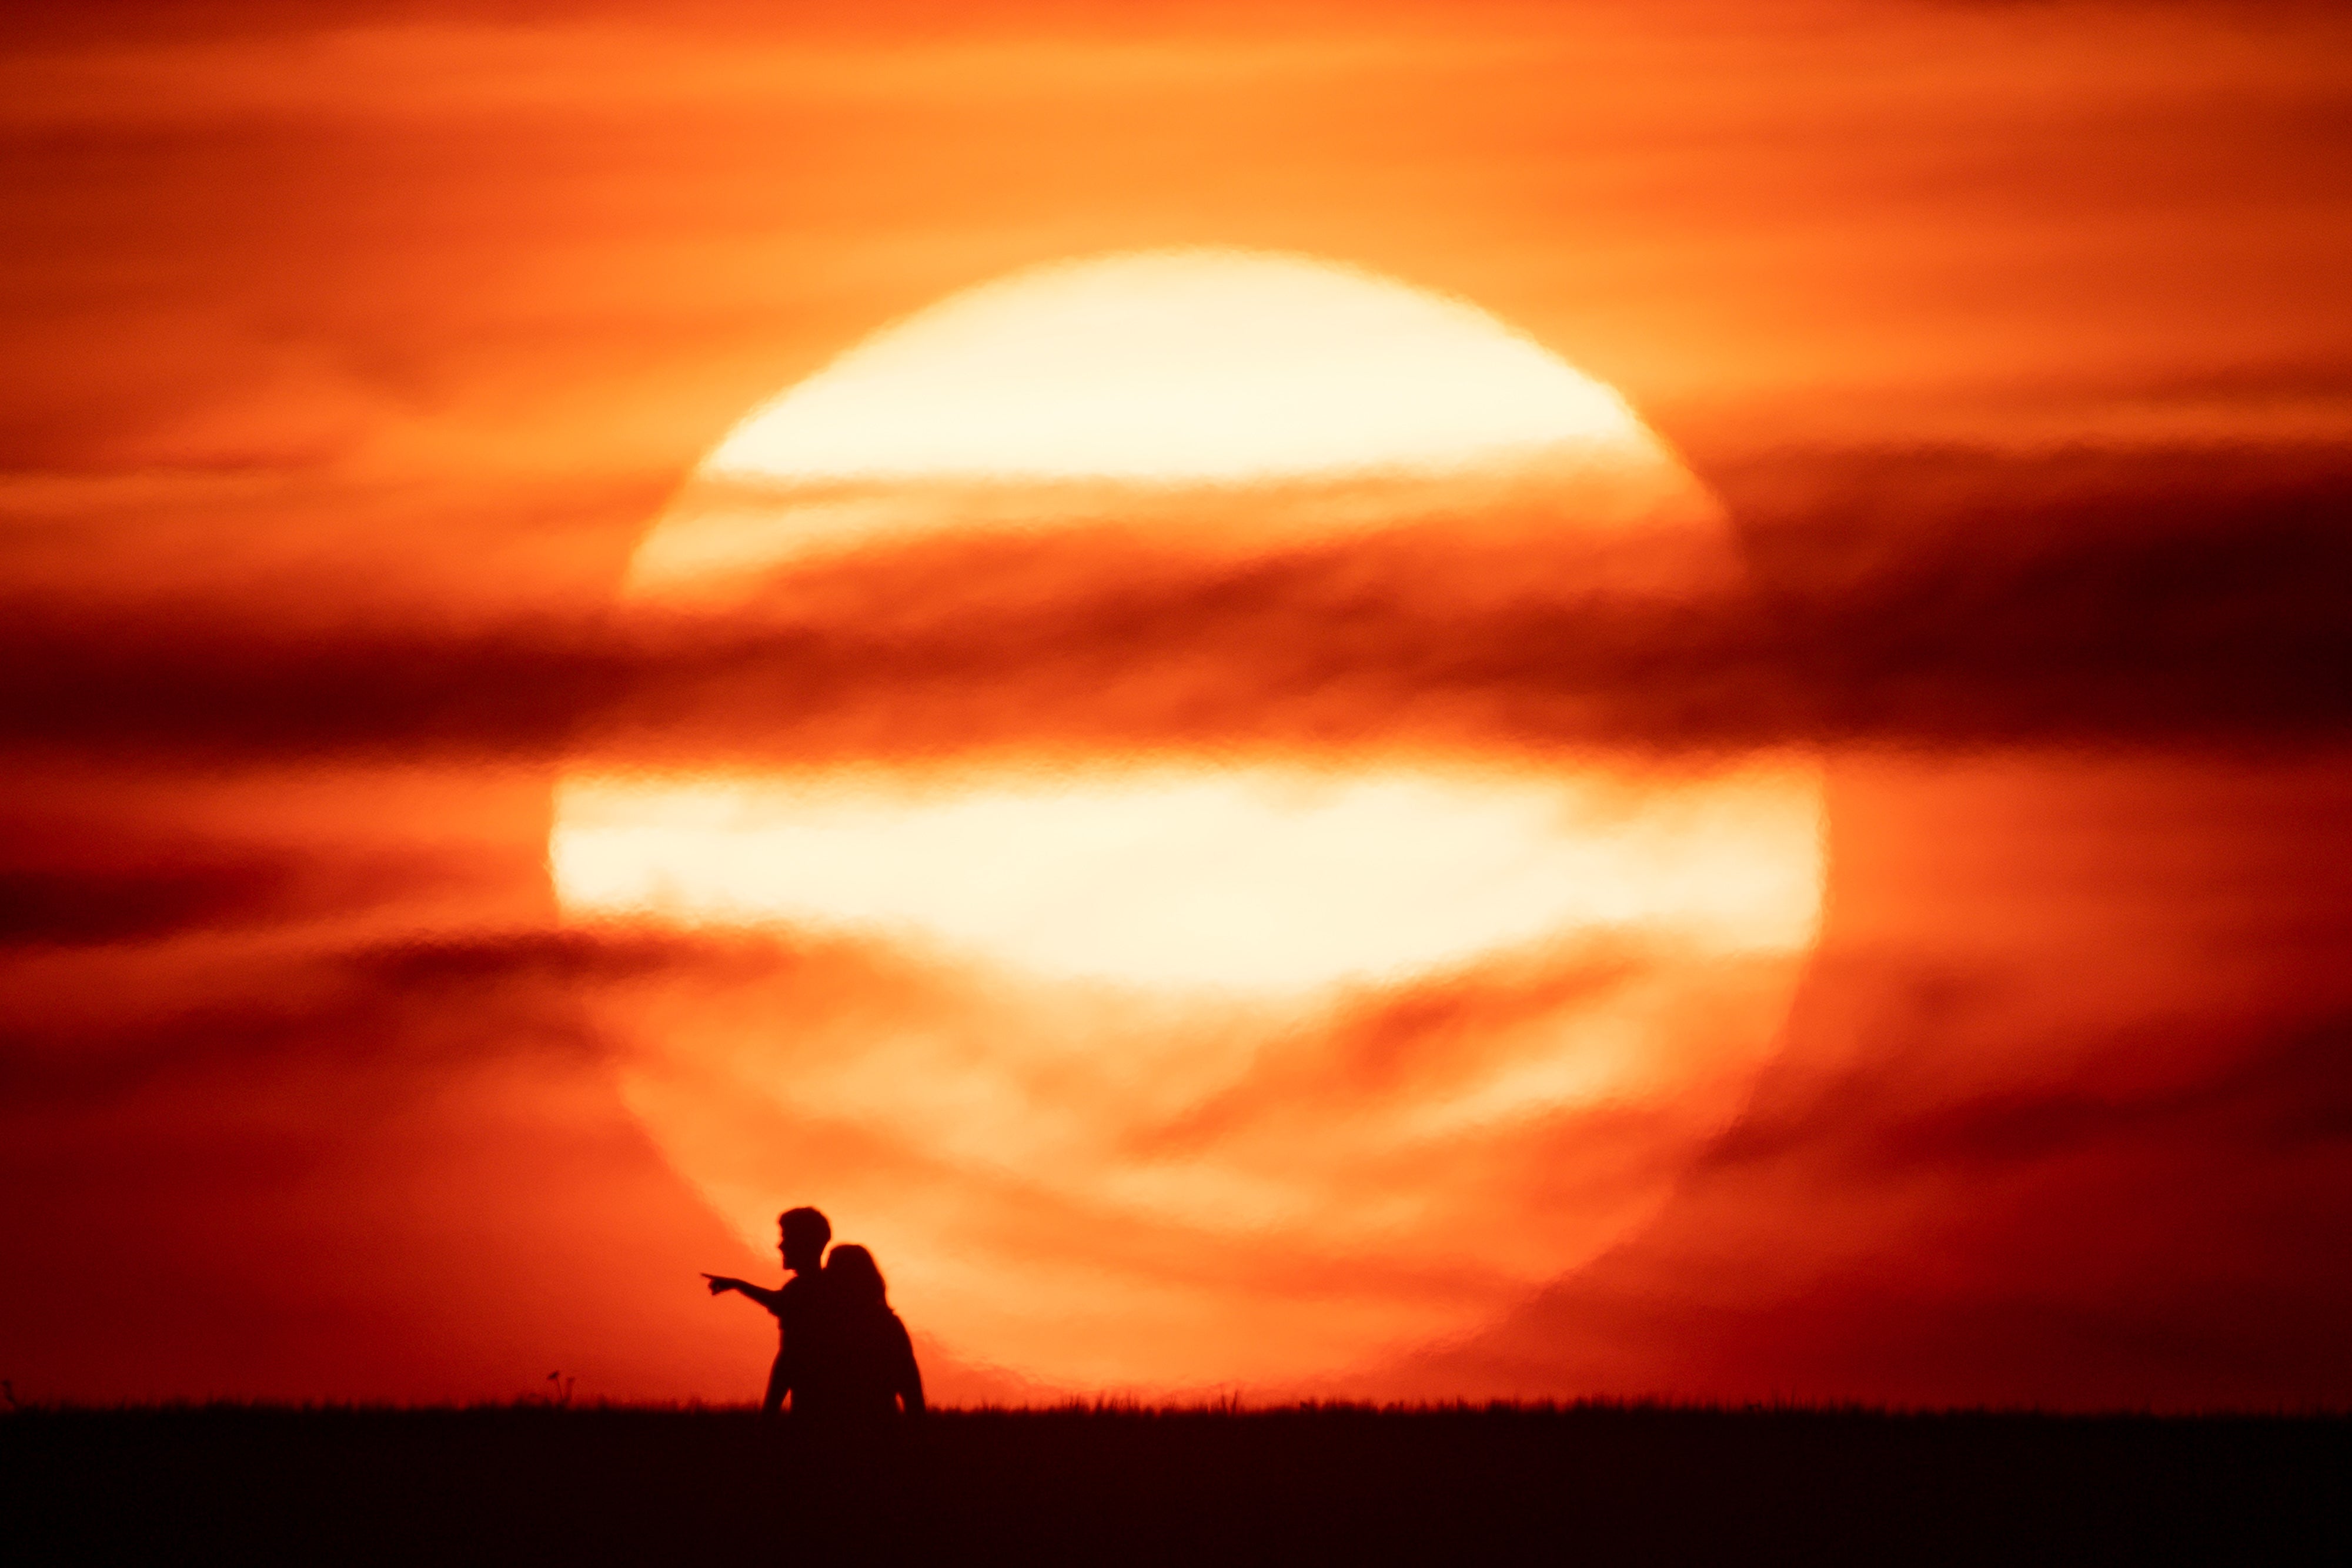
[8,1396,2347,1422]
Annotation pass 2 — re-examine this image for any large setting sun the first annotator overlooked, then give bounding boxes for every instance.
[552,250,1825,1388]
[19,4,2352,1549]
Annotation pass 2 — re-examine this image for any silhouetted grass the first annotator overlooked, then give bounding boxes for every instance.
[6,1400,2344,1564]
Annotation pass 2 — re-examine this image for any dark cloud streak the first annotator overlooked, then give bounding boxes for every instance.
[4,447,2348,764]
[0,925,807,1109]
[0,815,479,948]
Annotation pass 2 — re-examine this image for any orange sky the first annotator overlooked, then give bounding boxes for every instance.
[4,0,2351,1407]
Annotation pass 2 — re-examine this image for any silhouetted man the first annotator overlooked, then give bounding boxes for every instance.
[703,1205,834,1416]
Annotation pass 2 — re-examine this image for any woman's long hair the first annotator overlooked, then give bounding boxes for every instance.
[824,1244,888,1307]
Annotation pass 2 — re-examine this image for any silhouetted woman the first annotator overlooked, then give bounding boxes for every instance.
[817,1245,926,1420]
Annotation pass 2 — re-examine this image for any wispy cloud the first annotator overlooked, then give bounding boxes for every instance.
[6,447,2346,767]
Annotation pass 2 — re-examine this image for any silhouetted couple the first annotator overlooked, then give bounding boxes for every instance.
[704,1206,925,1422]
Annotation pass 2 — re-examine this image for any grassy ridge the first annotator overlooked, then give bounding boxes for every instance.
[8,1402,2346,1564]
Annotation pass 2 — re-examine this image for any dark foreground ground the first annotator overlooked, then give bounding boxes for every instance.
[8,1402,2347,1565]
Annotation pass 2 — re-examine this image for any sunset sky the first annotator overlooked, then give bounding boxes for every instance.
[5,0,2351,1409]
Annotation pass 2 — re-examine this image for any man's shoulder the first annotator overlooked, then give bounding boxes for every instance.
[778,1273,832,1313]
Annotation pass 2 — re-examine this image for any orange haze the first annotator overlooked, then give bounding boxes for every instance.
[4,0,2351,1408]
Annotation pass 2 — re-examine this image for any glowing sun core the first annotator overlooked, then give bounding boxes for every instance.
[554,764,1821,992]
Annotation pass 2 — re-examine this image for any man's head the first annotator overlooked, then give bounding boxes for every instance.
[778,1206,831,1275]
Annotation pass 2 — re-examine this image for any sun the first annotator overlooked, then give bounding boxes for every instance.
[693,249,1654,485]
[610,249,1713,595]
[552,249,1823,1392]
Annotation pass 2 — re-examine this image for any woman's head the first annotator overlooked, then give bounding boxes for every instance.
[824,1243,888,1307]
